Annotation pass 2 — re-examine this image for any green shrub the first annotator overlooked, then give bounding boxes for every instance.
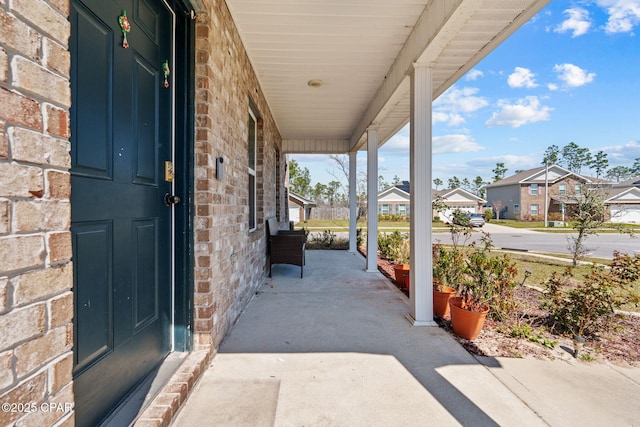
[542,251,640,338]
[378,230,406,261]
[461,245,519,320]
[483,208,493,222]
[310,230,335,247]
[432,243,465,291]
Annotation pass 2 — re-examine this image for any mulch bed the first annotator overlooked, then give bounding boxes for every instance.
[365,248,640,366]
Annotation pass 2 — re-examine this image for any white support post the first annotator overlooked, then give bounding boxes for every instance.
[407,64,436,326]
[349,151,358,253]
[366,128,379,272]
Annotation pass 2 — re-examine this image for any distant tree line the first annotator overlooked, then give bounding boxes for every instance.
[290,141,640,206]
[433,141,640,197]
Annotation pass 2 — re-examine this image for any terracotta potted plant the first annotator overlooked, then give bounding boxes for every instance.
[431,244,462,319]
[391,239,410,288]
[449,236,519,340]
[432,279,456,319]
[449,296,490,340]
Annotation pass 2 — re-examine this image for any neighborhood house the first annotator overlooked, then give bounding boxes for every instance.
[377,181,486,223]
[485,165,640,223]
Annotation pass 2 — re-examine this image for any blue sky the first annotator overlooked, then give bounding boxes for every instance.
[290,0,640,188]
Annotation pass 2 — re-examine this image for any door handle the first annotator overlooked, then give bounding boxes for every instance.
[164,193,181,206]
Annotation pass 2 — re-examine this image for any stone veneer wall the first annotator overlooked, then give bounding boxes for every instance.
[0,0,74,426]
[191,0,285,350]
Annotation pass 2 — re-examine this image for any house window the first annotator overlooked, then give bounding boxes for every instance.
[248,110,257,231]
[575,184,582,195]
[514,204,520,214]
[530,204,539,216]
[379,204,390,215]
[397,204,407,216]
[559,183,566,195]
[530,183,538,195]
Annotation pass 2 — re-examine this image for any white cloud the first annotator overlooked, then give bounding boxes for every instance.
[596,0,640,34]
[553,63,596,87]
[507,67,538,88]
[600,140,640,163]
[433,134,483,154]
[465,69,484,81]
[433,86,489,127]
[433,112,465,127]
[547,83,559,91]
[435,86,489,114]
[382,132,409,153]
[485,96,552,128]
[555,7,592,37]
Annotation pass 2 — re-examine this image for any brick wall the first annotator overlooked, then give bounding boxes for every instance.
[519,177,584,219]
[0,1,74,426]
[192,2,284,349]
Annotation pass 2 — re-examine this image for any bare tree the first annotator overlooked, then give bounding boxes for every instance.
[564,187,607,267]
[328,154,367,217]
[491,199,505,220]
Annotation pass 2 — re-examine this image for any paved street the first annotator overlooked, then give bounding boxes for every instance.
[448,223,640,259]
[314,223,639,259]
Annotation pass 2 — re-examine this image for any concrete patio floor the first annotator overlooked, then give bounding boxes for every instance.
[172,250,640,426]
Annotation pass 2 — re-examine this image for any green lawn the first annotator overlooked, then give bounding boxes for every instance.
[295,219,413,231]
[299,218,640,235]
[294,219,458,231]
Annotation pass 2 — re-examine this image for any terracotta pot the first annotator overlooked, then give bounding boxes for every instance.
[449,297,489,340]
[393,264,410,286]
[403,272,410,293]
[433,286,456,319]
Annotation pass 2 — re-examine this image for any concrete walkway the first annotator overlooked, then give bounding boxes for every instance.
[172,251,640,427]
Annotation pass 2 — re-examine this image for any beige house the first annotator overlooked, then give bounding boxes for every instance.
[288,192,316,223]
[377,181,486,222]
[606,178,640,223]
[0,0,550,425]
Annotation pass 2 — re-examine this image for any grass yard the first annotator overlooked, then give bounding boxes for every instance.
[295,219,413,231]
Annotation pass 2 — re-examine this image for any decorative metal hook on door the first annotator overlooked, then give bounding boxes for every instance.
[118,10,131,48]
[162,60,170,88]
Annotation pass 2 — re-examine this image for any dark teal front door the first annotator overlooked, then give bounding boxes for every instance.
[70,1,174,424]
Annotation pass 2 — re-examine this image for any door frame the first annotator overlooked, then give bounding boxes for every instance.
[168,0,195,353]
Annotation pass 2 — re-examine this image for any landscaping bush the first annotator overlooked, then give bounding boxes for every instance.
[377,230,406,261]
[483,208,493,222]
[459,239,519,319]
[432,243,465,291]
[542,251,640,338]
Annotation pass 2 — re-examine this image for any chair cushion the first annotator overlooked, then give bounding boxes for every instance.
[267,217,279,236]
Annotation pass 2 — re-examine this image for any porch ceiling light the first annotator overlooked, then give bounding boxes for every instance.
[307,79,323,88]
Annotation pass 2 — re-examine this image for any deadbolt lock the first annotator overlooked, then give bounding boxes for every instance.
[164,193,181,206]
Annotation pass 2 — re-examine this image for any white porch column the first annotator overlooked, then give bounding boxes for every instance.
[408,64,436,326]
[348,151,358,253]
[366,128,378,272]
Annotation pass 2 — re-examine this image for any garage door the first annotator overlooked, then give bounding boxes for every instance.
[611,205,640,223]
[289,207,300,223]
[439,206,475,224]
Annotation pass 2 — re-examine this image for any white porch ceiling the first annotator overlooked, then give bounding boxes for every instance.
[224,0,550,154]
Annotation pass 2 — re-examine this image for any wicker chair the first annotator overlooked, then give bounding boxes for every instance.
[266,217,306,278]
